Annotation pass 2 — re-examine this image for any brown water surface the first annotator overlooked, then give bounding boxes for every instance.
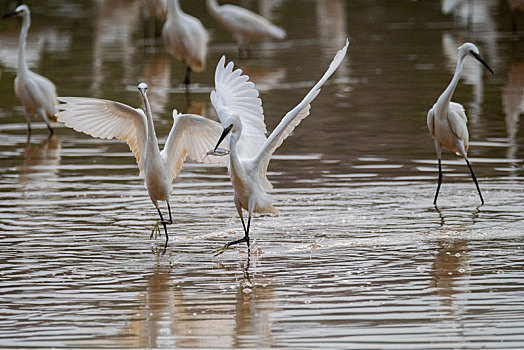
[0,0,523,348]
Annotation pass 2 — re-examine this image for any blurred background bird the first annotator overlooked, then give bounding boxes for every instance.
[206,0,286,58]
[3,4,58,135]
[162,0,209,87]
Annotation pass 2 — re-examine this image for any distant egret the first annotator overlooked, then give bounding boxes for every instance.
[3,4,58,134]
[427,42,493,206]
[211,39,349,255]
[163,0,209,86]
[206,0,286,57]
[56,83,228,248]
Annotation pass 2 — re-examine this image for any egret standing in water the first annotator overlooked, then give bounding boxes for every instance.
[3,5,58,134]
[211,39,349,255]
[162,0,209,86]
[57,83,228,248]
[427,42,493,206]
[206,0,286,57]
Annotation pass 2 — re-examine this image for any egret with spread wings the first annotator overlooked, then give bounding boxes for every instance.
[211,40,349,255]
[57,83,227,248]
[427,42,493,206]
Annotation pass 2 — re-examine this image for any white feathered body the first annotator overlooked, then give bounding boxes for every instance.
[15,70,58,121]
[211,40,349,216]
[207,0,285,44]
[163,0,208,72]
[427,101,469,156]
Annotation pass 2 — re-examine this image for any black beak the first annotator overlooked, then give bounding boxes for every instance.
[470,50,494,75]
[214,127,231,151]
[2,11,18,19]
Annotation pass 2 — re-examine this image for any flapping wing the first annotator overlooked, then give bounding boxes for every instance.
[252,39,350,189]
[56,97,148,175]
[210,56,266,159]
[161,110,228,183]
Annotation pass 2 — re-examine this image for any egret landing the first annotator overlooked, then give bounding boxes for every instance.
[427,42,493,206]
[57,83,228,250]
[210,39,350,256]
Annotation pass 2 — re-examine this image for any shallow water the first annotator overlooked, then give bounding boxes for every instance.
[0,0,523,348]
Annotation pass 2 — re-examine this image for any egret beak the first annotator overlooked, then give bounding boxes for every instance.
[470,50,494,74]
[214,126,231,151]
[2,11,19,19]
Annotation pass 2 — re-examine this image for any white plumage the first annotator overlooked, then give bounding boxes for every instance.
[4,4,58,134]
[162,0,209,85]
[427,42,493,206]
[211,39,349,255]
[57,83,228,248]
[207,0,286,54]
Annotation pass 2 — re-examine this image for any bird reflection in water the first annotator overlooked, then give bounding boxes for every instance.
[18,134,61,192]
[116,256,275,347]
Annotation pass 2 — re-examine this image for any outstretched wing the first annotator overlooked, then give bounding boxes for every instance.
[252,39,350,189]
[210,56,266,160]
[161,110,228,183]
[56,97,148,175]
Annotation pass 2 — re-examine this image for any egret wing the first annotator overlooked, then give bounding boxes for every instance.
[252,39,350,189]
[161,111,228,183]
[210,55,266,159]
[448,107,469,154]
[427,107,435,138]
[30,71,58,117]
[56,97,148,175]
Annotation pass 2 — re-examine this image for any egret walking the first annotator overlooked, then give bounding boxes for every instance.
[211,39,349,255]
[3,5,58,134]
[162,0,209,86]
[427,42,493,206]
[206,0,286,57]
[56,83,228,248]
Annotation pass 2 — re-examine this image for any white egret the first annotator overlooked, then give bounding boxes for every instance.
[206,0,286,57]
[56,83,228,248]
[162,0,209,86]
[211,39,349,255]
[3,4,58,134]
[427,42,493,206]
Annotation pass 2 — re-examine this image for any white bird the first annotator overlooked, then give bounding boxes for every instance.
[427,42,493,206]
[162,0,209,86]
[3,4,58,134]
[211,39,349,255]
[56,83,228,248]
[206,0,286,57]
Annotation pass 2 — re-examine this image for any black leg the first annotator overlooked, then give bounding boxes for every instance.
[183,66,191,86]
[213,214,251,256]
[433,159,442,206]
[163,202,172,225]
[155,207,169,247]
[465,158,484,205]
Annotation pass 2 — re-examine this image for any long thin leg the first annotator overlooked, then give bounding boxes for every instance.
[155,207,169,248]
[183,66,191,86]
[433,158,443,206]
[465,158,484,205]
[163,202,172,225]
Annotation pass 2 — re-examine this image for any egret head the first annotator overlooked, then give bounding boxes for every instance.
[138,82,148,93]
[459,42,494,75]
[3,4,30,19]
[214,115,241,151]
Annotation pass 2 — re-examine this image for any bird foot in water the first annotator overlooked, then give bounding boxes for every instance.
[150,220,161,239]
[212,236,249,256]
